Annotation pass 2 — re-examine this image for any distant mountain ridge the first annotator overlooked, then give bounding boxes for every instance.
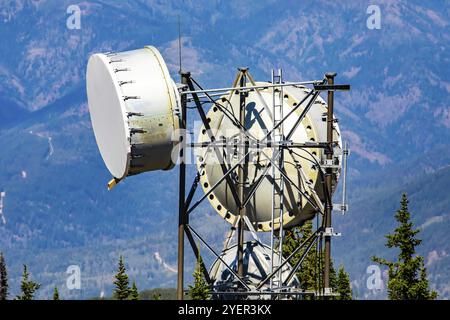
[0,0,449,299]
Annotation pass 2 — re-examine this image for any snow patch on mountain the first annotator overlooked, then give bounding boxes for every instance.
[153,252,177,273]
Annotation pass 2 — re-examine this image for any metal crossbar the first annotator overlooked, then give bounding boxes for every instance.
[180,80,322,95]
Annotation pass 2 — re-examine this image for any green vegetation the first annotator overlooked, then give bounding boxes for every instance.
[0,252,8,300]
[113,255,131,300]
[52,286,60,300]
[188,254,210,300]
[16,265,40,300]
[111,255,143,300]
[93,287,177,300]
[283,220,352,299]
[129,281,139,300]
[372,193,437,300]
[336,266,352,300]
[283,220,318,293]
[139,288,177,300]
[0,194,441,301]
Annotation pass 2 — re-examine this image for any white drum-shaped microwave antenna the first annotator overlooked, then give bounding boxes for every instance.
[196,83,342,231]
[209,241,299,297]
[86,46,180,179]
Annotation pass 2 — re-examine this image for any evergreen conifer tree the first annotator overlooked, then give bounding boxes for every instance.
[282,220,351,299]
[53,286,60,300]
[16,265,40,300]
[188,254,210,300]
[372,193,437,300]
[336,266,352,300]
[152,292,162,300]
[113,255,131,300]
[129,281,139,300]
[283,220,317,292]
[0,252,8,300]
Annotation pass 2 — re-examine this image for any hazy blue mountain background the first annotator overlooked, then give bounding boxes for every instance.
[0,0,449,299]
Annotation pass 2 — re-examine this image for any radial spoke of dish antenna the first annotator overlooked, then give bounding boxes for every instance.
[187,224,251,290]
[241,148,283,208]
[295,159,325,214]
[212,70,244,132]
[245,72,274,122]
[241,215,275,260]
[191,135,238,162]
[261,88,321,144]
[221,214,274,281]
[256,229,320,290]
[186,137,249,212]
[242,88,319,209]
[190,77,258,142]
[222,216,240,252]
[226,69,245,103]
[184,227,212,283]
[242,215,263,244]
[286,91,320,139]
[259,149,322,214]
[187,77,242,208]
[221,70,261,142]
[200,98,256,142]
[287,147,329,215]
[261,90,315,144]
[241,90,322,207]
[241,141,318,210]
[184,171,201,210]
[283,232,320,286]
[186,149,253,215]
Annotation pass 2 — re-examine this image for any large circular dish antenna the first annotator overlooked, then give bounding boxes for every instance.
[196,83,342,231]
[86,46,180,179]
[209,241,299,299]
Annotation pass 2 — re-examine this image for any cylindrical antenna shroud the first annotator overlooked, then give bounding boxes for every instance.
[86,46,180,180]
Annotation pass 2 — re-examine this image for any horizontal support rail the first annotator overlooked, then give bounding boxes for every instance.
[187,141,330,149]
[180,80,322,95]
[313,84,351,91]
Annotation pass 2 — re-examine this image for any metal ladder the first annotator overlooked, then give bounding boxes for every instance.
[270,69,285,291]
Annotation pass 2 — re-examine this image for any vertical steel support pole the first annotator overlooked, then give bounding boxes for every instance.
[177,71,190,300]
[323,72,336,295]
[237,68,248,281]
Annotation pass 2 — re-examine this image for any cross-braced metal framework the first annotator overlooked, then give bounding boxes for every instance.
[175,68,350,300]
